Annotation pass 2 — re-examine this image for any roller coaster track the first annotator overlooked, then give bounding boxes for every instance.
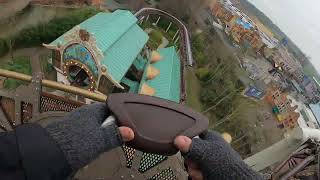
[135,8,194,102]
[135,8,194,66]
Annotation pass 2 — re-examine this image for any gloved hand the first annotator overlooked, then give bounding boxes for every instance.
[45,103,134,171]
[174,131,262,180]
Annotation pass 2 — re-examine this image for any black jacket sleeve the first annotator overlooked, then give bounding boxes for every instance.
[0,130,25,179]
[0,124,71,180]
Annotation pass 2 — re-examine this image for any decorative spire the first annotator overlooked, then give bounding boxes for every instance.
[140,83,155,96]
[150,51,162,63]
[146,65,160,80]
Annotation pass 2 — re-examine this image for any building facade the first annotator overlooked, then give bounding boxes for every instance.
[44,10,150,94]
[265,87,300,129]
[44,10,183,103]
[270,46,303,75]
[212,0,278,51]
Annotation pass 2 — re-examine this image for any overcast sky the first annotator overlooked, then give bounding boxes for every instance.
[247,0,320,73]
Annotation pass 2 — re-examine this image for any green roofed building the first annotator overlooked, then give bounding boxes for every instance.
[44,10,182,103]
[138,47,181,103]
[44,10,148,92]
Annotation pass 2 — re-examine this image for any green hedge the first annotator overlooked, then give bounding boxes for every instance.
[192,34,209,67]
[0,8,100,57]
[150,30,163,44]
[196,67,210,80]
[147,30,163,50]
[0,57,32,89]
[14,8,100,48]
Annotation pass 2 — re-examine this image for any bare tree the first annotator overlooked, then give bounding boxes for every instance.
[7,12,16,60]
[202,89,238,114]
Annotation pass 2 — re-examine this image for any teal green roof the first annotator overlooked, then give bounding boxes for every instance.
[121,77,139,93]
[101,24,148,82]
[139,47,181,103]
[50,10,149,84]
[133,55,147,71]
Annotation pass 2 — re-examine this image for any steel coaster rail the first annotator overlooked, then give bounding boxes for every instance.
[135,8,194,66]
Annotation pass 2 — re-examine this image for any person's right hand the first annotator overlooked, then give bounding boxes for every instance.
[174,135,203,180]
[174,132,263,180]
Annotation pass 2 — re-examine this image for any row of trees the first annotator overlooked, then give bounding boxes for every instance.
[0,7,100,57]
[0,8,101,89]
[191,32,258,157]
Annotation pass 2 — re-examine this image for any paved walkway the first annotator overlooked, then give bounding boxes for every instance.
[158,36,169,49]
[29,49,45,76]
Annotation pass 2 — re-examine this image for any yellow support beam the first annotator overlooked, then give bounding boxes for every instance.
[0,69,107,102]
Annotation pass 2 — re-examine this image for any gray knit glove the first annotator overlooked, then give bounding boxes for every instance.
[184,131,262,180]
[45,103,122,171]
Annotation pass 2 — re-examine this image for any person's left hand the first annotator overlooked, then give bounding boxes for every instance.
[118,126,134,142]
[45,103,134,171]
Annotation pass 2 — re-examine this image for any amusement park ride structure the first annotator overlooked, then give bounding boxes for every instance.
[0,7,319,180]
[0,8,194,180]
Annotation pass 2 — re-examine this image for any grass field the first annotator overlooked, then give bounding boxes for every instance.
[185,67,203,112]
[147,30,163,50]
[0,56,32,89]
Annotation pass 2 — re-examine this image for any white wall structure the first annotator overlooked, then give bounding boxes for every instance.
[287,95,319,129]
[245,96,320,171]
[55,67,70,86]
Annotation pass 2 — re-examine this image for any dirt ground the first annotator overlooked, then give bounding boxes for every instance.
[248,100,285,154]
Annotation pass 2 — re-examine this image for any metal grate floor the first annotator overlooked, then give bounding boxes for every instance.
[149,168,176,180]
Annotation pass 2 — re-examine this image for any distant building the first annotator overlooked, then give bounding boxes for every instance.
[298,76,320,102]
[291,79,303,93]
[313,77,320,88]
[270,46,303,80]
[287,96,319,129]
[265,87,300,129]
[89,0,103,6]
[31,0,103,6]
[305,81,319,102]
[212,0,278,50]
[244,86,264,99]
[258,31,278,49]
[310,103,320,126]
[292,69,305,83]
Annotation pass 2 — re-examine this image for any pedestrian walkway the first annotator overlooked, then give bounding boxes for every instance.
[158,36,169,49]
